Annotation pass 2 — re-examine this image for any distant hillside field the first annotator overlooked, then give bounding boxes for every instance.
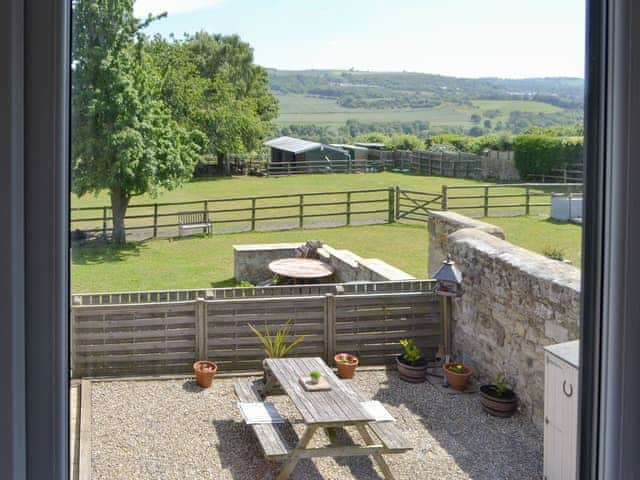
[276,94,567,128]
[268,69,584,136]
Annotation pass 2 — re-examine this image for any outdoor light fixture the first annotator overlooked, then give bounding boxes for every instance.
[433,255,464,297]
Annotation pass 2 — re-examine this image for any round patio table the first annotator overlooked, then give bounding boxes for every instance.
[268,258,335,284]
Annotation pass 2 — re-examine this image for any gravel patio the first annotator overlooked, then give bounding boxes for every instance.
[87,369,542,480]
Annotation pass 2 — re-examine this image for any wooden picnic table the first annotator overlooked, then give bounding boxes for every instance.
[256,357,410,480]
[268,258,335,284]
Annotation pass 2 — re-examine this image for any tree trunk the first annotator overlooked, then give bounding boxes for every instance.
[110,188,130,244]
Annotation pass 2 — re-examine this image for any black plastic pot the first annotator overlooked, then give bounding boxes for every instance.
[479,384,518,417]
[396,355,428,383]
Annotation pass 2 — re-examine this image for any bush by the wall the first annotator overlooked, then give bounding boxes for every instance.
[513,135,583,178]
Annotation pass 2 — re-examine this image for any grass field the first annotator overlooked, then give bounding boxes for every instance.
[275,94,565,128]
[71,216,581,293]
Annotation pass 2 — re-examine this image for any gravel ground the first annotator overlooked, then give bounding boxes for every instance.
[90,370,542,480]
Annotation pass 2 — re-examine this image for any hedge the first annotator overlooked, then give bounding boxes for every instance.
[513,135,583,178]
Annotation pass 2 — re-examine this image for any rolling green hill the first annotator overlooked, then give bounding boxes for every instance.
[267,69,584,140]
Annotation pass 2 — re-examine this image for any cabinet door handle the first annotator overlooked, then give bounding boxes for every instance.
[563,380,574,398]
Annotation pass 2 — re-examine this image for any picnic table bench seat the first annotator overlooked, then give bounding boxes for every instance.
[348,382,412,454]
[234,381,292,460]
[178,211,211,237]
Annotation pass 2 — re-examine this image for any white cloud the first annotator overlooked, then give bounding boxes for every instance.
[133,0,223,18]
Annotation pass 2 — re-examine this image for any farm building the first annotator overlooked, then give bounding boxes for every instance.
[329,143,369,160]
[264,136,350,164]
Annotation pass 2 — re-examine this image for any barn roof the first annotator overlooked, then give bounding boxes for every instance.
[264,136,322,154]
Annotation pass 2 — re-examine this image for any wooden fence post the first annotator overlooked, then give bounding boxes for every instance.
[395,186,400,220]
[441,185,448,211]
[195,298,208,360]
[102,206,107,237]
[525,187,531,215]
[346,192,352,226]
[324,293,336,362]
[388,187,395,223]
[299,194,304,228]
[251,198,256,231]
[483,186,489,217]
[153,203,158,238]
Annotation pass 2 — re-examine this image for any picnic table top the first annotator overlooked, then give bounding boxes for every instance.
[268,258,335,279]
[263,357,374,425]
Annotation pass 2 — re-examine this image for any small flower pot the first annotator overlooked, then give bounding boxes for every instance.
[334,353,359,379]
[443,363,472,391]
[193,360,218,388]
[396,355,428,383]
[479,385,519,417]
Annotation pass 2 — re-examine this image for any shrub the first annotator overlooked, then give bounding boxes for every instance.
[513,135,583,178]
[399,338,422,364]
[387,134,424,151]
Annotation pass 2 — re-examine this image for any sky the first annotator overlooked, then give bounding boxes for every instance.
[135,0,586,79]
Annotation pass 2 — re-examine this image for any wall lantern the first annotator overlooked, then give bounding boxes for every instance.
[433,255,464,297]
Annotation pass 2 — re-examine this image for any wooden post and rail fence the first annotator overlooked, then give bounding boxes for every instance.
[70,282,443,378]
[70,183,583,238]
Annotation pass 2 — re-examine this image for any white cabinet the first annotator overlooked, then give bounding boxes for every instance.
[543,340,579,480]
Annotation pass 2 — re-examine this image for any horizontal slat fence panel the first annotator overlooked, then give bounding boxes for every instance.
[206,296,326,372]
[334,292,442,366]
[72,279,436,305]
[72,302,198,377]
[70,283,443,378]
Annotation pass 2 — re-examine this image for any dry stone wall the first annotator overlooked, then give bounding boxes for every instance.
[428,211,580,428]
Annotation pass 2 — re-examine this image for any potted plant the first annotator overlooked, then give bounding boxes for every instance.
[479,374,519,417]
[396,339,428,383]
[193,360,218,388]
[443,362,473,391]
[309,369,322,384]
[249,319,305,390]
[334,352,359,379]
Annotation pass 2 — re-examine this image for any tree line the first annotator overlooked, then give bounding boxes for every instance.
[72,0,277,243]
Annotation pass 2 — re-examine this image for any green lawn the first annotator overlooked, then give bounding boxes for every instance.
[72,223,429,293]
[489,216,582,266]
[71,216,581,293]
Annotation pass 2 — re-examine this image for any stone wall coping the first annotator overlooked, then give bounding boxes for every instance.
[449,228,581,292]
[429,210,506,239]
[359,258,416,281]
[319,245,362,268]
[232,243,302,252]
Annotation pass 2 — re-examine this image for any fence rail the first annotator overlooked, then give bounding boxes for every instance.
[71,187,394,238]
[71,287,442,377]
[441,183,583,217]
[267,159,372,175]
[71,279,436,306]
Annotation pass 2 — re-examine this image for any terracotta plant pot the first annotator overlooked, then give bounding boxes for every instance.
[443,362,472,391]
[193,360,218,388]
[479,385,519,417]
[396,355,428,383]
[334,353,359,379]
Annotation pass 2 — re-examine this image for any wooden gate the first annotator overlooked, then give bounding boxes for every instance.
[395,188,442,222]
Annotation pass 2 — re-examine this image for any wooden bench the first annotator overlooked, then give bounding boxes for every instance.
[178,211,211,237]
[348,383,412,454]
[234,381,292,460]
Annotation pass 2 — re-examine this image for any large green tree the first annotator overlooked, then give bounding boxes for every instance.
[147,32,279,161]
[72,0,203,243]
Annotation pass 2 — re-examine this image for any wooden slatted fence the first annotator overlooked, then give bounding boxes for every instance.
[71,286,442,378]
[72,279,436,305]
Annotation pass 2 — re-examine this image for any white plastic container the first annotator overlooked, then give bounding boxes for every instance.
[550,194,582,221]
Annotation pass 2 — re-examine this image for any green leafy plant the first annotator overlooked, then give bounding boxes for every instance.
[399,338,422,365]
[446,363,470,374]
[248,319,304,358]
[310,370,321,381]
[543,246,565,261]
[493,373,509,397]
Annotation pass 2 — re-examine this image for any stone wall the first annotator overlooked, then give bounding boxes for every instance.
[234,242,415,284]
[428,211,580,428]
